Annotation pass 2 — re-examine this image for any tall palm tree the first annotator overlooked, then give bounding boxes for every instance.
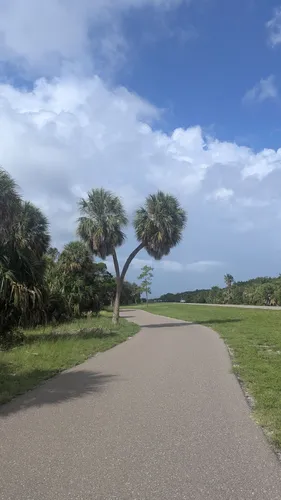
[78,189,187,324]
[77,188,128,323]
[224,274,234,289]
[224,273,234,304]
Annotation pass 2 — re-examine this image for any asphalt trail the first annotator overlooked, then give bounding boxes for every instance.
[1,309,281,499]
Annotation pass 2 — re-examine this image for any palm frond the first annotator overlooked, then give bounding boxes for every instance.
[134,191,187,260]
[77,188,128,259]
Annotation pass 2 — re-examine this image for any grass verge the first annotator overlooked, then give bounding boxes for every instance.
[139,303,281,450]
[0,313,139,405]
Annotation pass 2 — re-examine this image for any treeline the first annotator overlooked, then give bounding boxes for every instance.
[0,169,140,345]
[158,274,281,306]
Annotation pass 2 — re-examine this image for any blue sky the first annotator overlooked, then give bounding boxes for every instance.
[1,0,281,296]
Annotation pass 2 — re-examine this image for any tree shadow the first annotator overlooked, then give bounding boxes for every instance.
[0,367,117,417]
[25,329,118,345]
[141,322,189,328]
[140,319,241,328]
[196,319,241,325]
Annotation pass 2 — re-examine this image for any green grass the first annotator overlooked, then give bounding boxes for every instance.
[0,313,139,405]
[139,303,281,449]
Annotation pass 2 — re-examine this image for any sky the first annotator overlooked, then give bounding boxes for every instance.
[1,0,281,296]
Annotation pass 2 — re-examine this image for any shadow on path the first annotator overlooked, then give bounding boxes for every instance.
[0,369,117,418]
[140,319,241,329]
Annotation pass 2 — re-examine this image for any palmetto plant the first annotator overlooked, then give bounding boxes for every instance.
[0,168,50,340]
[78,188,187,323]
[0,168,21,240]
[55,241,100,316]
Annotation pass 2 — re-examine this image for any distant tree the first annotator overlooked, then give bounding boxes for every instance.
[131,283,141,304]
[120,281,141,305]
[231,285,243,305]
[138,265,154,307]
[224,274,234,288]
[156,273,281,307]
[208,286,220,304]
[224,274,234,303]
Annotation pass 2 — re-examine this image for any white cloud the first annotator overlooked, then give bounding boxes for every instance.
[1,75,281,250]
[241,148,281,179]
[0,2,281,292]
[267,7,281,47]
[0,0,191,74]
[134,259,184,272]
[243,75,278,103]
[185,261,223,273]
[109,258,224,274]
[208,188,234,201]
[106,257,184,273]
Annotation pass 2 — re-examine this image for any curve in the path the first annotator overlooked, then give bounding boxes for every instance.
[1,309,281,500]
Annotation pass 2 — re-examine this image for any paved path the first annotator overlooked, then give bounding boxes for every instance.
[1,310,281,500]
[184,302,281,310]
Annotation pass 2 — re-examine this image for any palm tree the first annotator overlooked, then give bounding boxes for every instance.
[224,274,234,289]
[0,169,50,338]
[0,168,21,240]
[54,241,99,316]
[78,189,187,324]
[224,273,234,304]
[14,201,50,286]
[78,188,128,259]
[58,241,94,274]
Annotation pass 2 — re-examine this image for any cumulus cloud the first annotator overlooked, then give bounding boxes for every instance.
[1,0,281,296]
[243,75,278,103]
[207,188,234,201]
[1,74,281,252]
[0,0,191,74]
[267,7,281,47]
[0,1,281,293]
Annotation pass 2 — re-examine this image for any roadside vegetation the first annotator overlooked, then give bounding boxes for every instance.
[1,167,186,403]
[0,313,139,405]
[141,303,281,449]
[158,273,281,306]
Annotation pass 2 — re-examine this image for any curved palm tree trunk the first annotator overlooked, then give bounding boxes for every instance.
[112,250,121,325]
[112,277,122,325]
[112,243,144,325]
